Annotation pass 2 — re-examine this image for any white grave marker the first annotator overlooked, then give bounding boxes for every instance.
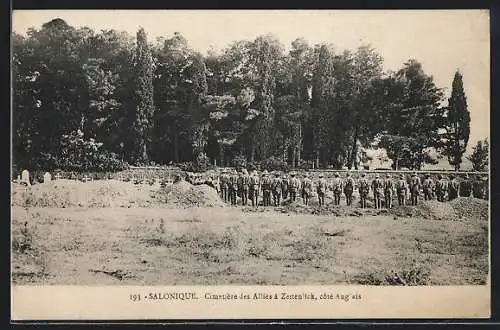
[43,172,52,183]
[21,169,31,186]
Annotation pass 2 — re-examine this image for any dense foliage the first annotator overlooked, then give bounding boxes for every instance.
[13,19,480,171]
[467,139,489,171]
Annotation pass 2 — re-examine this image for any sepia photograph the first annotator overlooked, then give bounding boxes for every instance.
[11,9,490,319]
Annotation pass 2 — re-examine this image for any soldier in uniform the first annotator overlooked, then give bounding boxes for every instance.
[372,174,383,209]
[343,172,355,206]
[228,171,238,206]
[472,175,486,199]
[281,173,289,201]
[237,169,250,206]
[316,173,327,207]
[261,170,273,206]
[482,176,489,200]
[358,173,370,208]
[409,172,422,206]
[435,174,448,202]
[459,174,472,197]
[248,170,260,206]
[220,171,230,202]
[289,172,300,202]
[302,173,313,206]
[383,174,394,209]
[332,172,343,206]
[448,175,459,200]
[396,174,408,206]
[422,174,434,201]
[271,172,282,206]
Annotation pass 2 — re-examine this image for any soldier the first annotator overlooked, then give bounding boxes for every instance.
[237,169,250,206]
[220,171,229,202]
[281,173,289,201]
[435,174,448,202]
[422,174,434,201]
[371,174,383,209]
[302,173,313,206]
[409,172,422,206]
[448,175,459,200]
[332,173,343,206]
[316,173,327,207]
[383,174,394,208]
[344,172,355,206]
[482,176,489,200]
[396,174,408,206]
[300,173,307,201]
[261,170,273,206]
[271,172,282,206]
[229,171,239,206]
[248,170,260,206]
[459,174,472,197]
[472,175,486,199]
[358,173,370,208]
[289,172,300,202]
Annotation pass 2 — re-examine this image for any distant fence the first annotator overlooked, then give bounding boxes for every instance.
[14,165,488,184]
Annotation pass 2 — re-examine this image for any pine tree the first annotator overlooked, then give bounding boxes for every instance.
[467,139,488,171]
[130,27,154,164]
[442,70,470,170]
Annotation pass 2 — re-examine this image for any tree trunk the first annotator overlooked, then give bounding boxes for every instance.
[349,126,359,169]
[316,150,320,169]
[174,133,179,163]
[292,146,296,168]
[297,124,302,167]
[250,137,256,163]
[219,143,224,167]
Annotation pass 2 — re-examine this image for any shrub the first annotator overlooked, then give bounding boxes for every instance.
[55,130,129,172]
[297,159,314,170]
[232,155,247,169]
[260,156,289,172]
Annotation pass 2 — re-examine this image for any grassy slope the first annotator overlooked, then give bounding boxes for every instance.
[12,206,487,286]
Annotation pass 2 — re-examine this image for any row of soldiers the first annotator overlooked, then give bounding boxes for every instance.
[217,169,488,208]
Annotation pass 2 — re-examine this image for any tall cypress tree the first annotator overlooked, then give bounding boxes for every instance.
[130,27,154,164]
[442,70,470,170]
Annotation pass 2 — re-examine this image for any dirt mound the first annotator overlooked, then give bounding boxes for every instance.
[164,181,225,208]
[390,201,455,220]
[450,197,488,220]
[11,180,159,208]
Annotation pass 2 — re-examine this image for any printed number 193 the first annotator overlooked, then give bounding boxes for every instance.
[130,293,141,302]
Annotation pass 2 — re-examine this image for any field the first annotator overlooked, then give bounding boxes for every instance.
[11,179,488,286]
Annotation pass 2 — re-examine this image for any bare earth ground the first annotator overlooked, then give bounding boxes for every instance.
[11,181,488,285]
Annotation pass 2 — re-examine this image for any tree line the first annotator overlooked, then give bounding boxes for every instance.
[13,18,479,173]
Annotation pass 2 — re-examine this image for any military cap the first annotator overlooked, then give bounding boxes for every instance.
[262,170,268,175]
[399,174,404,179]
[275,172,280,177]
[386,174,391,178]
[290,172,296,176]
[335,172,340,177]
[375,174,380,178]
[361,173,366,177]
[482,176,488,181]
[437,174,442,179]
[464,174,469,179]
[319,173,324,178]
[303,173,309,178]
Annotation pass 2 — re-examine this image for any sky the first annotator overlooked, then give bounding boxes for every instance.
[12,10,490,152]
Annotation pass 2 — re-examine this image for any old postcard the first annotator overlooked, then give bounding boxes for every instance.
[11,9,490,320]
